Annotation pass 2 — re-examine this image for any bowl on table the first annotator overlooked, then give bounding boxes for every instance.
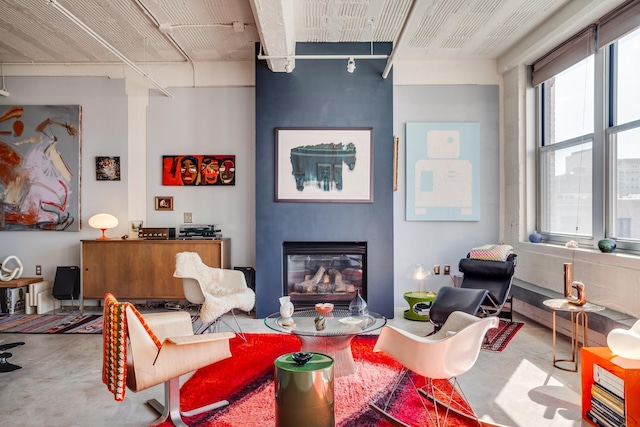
[315,302,334,314]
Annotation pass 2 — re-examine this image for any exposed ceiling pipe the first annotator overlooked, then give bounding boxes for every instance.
[133,0,197,87]
[46,0,172,97]
[257,53,389,60]
[0,63,9,97]
[382,0,421,79]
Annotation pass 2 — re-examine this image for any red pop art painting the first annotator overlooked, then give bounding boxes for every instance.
[162,155,235,186]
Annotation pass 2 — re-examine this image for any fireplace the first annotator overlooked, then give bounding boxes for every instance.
[283,241,366,306]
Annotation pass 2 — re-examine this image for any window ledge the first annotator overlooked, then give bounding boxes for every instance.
[512,278,638,334]
[519,241,640,269]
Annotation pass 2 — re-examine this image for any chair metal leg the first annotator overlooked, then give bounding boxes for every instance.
[418,378,482,427]
[221,309,248,343]
[196,309,248,343]
[369,367,413,427]
[369,368,438,427]
[147,377,229,427]
[148,378,186,427]
[369,403,412,427]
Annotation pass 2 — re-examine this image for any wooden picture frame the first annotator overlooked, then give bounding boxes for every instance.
[393,136,399,192]
[275,127,373,203]
[155,196,173,211]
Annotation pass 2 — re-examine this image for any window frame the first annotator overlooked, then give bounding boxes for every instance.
[535,29,640,252]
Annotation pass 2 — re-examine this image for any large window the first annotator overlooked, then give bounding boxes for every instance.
[539,58,594,237]
[537,25,640,250]
[609,29,640,242]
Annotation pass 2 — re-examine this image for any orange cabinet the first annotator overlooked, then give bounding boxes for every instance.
[581,346,640,426]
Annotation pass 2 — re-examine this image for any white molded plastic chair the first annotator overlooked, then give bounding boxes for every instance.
[371,311,499,426]
[174,251,255,342]
[607,319,640,360]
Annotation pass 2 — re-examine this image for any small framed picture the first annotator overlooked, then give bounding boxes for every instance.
[155,196,173,211]
[96,156,121,181]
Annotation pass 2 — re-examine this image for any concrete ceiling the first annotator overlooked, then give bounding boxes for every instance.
[0,0,609,74]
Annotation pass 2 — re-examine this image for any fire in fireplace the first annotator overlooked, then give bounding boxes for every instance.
[283,241,367,306]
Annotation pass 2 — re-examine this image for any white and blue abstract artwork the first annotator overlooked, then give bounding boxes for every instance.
[406,122,480,221]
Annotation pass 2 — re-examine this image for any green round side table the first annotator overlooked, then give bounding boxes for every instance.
[403,291,437,321]
[274,352,334,427]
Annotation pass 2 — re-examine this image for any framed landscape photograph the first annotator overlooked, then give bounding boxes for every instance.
[155,196,173,211]
[275,127,373,203]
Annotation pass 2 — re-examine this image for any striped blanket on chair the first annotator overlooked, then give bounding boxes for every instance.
[469,244,513,261]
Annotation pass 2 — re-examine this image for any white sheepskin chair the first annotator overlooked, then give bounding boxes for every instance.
[174,251,255,342]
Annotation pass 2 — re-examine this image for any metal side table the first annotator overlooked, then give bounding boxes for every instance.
[543,298,605,372]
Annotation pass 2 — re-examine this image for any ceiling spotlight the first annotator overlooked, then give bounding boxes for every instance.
[284,60,293,73]
[346,57,356,73]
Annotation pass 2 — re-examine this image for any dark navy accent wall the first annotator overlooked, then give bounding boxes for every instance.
[255,42,394,318]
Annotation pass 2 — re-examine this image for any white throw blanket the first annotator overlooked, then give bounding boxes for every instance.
[174,252,255,324]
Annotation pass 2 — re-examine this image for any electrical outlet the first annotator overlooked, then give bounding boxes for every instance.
[184,212,193,223]
[36,265,41,275]
[443,265,451,275]
[433,264,440,275]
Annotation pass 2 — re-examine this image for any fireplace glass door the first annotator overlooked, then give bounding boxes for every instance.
[283,242,366,306]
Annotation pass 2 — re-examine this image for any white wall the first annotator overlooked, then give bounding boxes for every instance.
[392,84,501,306]
[145,87,255,267]
[0,74,257,291]
[0,77,129,280]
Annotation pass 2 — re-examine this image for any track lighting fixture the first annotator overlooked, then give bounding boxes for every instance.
[346,57,356,73]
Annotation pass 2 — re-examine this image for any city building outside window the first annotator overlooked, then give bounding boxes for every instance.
[536,25,640,251]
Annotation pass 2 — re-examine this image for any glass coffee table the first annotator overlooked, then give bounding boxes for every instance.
[265,307,386,377]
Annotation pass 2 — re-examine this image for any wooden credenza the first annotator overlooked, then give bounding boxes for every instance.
[81,238,231,301]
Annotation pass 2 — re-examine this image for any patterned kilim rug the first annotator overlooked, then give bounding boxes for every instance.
[0,314,103,334]
[483,319,524,352]
[0,313,198,334]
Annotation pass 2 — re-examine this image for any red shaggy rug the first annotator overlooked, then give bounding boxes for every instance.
[158,334,487,427]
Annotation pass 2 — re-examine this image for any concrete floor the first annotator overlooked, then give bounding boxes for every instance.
[0,308,590,427]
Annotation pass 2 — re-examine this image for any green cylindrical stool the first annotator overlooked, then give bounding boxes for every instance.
[274,353,334,427]
[403,291,437,321]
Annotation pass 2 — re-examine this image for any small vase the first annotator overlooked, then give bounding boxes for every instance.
[349,289,368,317]
[279,296,294,326]
[529,231,542,243]
[597,238,616,253]
[314,315,326,331]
